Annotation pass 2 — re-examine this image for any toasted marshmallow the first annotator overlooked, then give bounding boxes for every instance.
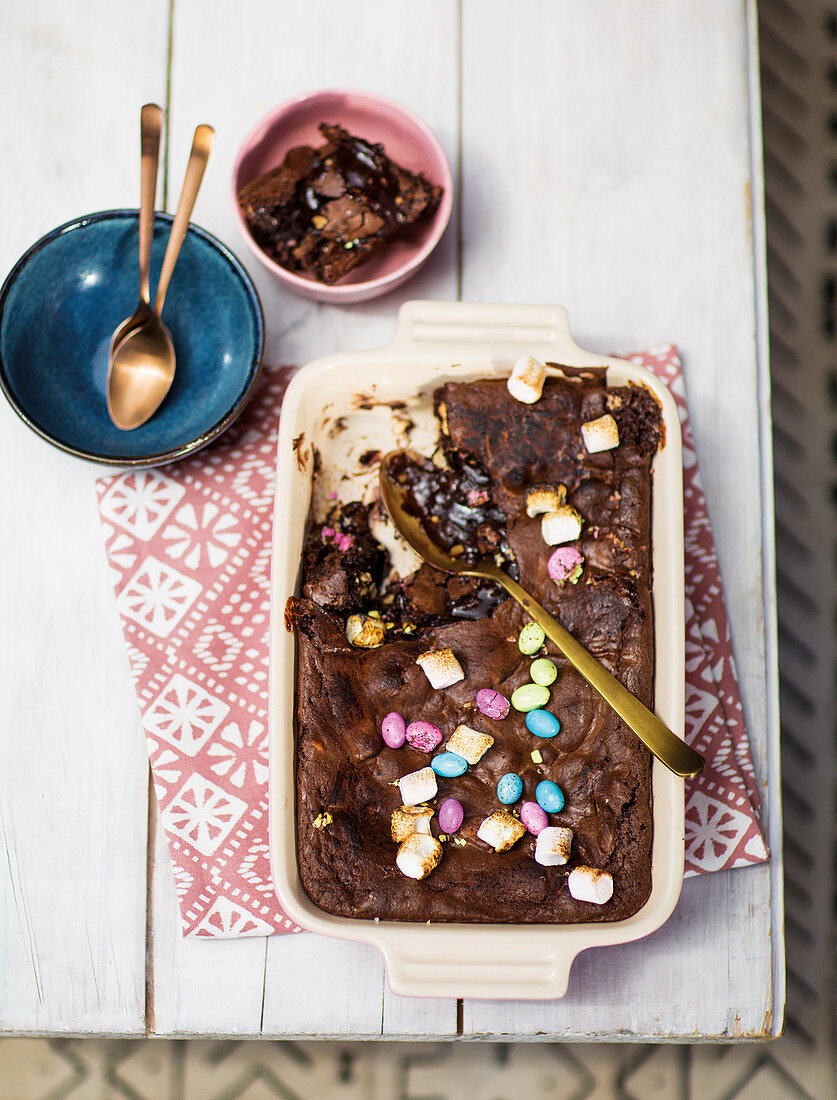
[525,484,566,518]
[396,833,443,880]
[416,646,465,690]
[534,826,574,866]
[581,413,620,453]
[567,865,614,904]
[346,613,386,648]
[398,766,438,807]
[391,805,434,842]
[477,810,526,852]
[507,356,546,404]
[447,724,494,765]
[541,505,583,546]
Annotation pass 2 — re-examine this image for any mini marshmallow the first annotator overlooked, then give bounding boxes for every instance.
[477,810,526,852]
[507,356,546,404]
[416,646,465,690]
[396,833,443,880]
[345,613,386,648]
[525,484,566,518]
[447,724,494,765]
[581,413,620,453]
[541,505,583,546]
[391,805,434,843]
[534,826,574,866]
[567,865,614,905]
[398,766,438,807]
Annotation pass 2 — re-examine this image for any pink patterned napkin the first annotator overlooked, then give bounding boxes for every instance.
[96,346,767,938]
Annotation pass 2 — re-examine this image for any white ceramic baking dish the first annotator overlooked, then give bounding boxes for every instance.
[269,300,685,1000]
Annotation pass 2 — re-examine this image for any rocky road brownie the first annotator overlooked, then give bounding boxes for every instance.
[237,123,443,285]
[286,358,663,923]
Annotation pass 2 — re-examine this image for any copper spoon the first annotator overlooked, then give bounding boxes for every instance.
[105,103,163,382]
[379,450,704,780]
[107,122,215,430]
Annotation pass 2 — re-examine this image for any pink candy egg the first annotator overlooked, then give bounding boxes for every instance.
[405,720,443,753]
[438,797,464,834]
[520,800,549,835]
[381,712,406,749]
[475,688,510,719]
[547,546,584,583]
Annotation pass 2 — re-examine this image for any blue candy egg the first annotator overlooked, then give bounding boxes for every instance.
[431,752,468,778]
[497,772,524,804]
[525,709,561,739]
[535,780,565,813]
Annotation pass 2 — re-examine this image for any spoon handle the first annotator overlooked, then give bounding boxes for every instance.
[480,561,704,779]
[153,123,215,314]
[138,103,163,307]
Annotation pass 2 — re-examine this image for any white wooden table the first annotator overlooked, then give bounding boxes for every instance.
[0,0,783,1040]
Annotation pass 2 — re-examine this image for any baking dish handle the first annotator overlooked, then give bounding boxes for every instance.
[381,942,575,1000]
[389,300,578,354]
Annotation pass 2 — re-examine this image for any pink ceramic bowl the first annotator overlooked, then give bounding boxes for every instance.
[232,89,453,304]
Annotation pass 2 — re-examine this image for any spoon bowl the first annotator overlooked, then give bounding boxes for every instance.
[380,449,705,780]
[378,450,479,576]
[106,310,175,430]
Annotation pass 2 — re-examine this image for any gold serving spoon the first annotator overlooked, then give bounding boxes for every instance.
[107,121,215,430]
[380,450,705,780]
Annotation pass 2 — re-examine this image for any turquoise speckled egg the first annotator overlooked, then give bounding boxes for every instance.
[511,683,550,712]
[431,752,468,778]
[535,780,565,813]
[525,709,561,738]
[497,772,524,804]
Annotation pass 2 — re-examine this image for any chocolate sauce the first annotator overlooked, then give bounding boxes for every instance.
[387,449,515,571]
[384,448,518,624]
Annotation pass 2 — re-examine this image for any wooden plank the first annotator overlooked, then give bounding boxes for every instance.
[260,933,456,1039]
[745,0,785,1038]
[148,802,269,1037]
[0,0,169,1034]
[166,0,459,369]
[459,0,779,1038]
[261,935,387,1038]
[153,0,460,1038]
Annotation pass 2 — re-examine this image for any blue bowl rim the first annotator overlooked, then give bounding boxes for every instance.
[0,208,265,468]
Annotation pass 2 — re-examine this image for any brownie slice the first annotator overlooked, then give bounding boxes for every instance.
[237,123,443,284]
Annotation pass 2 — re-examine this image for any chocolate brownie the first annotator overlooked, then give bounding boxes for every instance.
[237,124,443,284]
[286,368,662,923]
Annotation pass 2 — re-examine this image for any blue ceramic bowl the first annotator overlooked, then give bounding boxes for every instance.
[0,210,264,465]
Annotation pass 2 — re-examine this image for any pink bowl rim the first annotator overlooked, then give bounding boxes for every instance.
[231,88,454,300]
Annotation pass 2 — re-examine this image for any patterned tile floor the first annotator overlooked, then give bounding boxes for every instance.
[0,1037,831,1100]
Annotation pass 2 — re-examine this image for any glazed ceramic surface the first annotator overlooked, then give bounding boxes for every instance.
[269,301,686,999]
[232,89,453,303]
[0,210,263,465]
